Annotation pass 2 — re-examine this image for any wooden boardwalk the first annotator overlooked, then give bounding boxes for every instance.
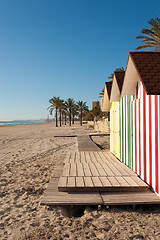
[41,178,103,206]
[58,151,149,192]
[41,150,160,206]
[41,157,160,206]
[77,135,101,151]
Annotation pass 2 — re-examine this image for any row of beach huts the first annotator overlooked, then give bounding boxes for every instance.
[100,51,160,196]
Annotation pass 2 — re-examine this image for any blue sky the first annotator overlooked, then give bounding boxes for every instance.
[0,0,160,120]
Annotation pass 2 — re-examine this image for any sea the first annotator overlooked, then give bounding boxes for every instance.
[0,120,46,126]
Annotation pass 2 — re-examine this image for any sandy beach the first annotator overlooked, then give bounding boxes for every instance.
[0,122,160,240]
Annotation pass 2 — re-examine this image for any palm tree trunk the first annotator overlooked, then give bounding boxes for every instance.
[55,108,58,127]
[59,109,62,127]
[72,115,74,124]
[80,110,82,125]
[61,113,64,125]
[65,114,67,125]
[69,109,71,126]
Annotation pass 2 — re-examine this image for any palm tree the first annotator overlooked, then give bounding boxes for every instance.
[71,104,78,124]
[48,96,60,127]
[83,110,94,121]
[57,99,64,127]
[136,18,160,51]
[65,98,75,126]
[90,106,102,133]
[77,101,89,126]
[61,102,68,125]
[99,88,104,98]
[90,107,101,120]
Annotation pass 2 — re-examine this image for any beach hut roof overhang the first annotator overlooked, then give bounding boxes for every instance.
[102,81,112,112]
[121,52,160,97]
[110,71,125,102]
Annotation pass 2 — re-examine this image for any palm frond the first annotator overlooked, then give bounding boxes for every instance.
[136,17,160,51]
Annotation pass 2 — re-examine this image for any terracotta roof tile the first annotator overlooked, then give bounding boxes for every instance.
[114,71,125,93]
[105,81,112,99]
[129,52,160,95]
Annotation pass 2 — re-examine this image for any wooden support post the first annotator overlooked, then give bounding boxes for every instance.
[133,204,136,210]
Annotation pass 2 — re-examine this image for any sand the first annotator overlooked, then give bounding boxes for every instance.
[0,122,160,240]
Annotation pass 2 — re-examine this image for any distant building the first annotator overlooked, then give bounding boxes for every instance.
[92,101,100,109]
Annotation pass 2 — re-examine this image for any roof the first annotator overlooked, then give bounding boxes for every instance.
[114,71,125,93]
[105,81,112,99]
[129,52,160,95]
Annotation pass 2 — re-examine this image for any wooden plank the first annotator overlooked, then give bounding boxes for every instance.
[108,152,135,176]
[115,176,130,186]
[84,177,93,187]
[95,163,103,169]
[98,152,110,162]
[81,158,86,163]
[112,163,130,176]
[107,151,117,160]
[41,192,103,205]
[74,158,80,163]
[89,152,97,163]
[58,177,67,188]
[70,152,76,163]
[85,152,91,161]
[131,176,149,187]
[121,165,137,176]
[92,177,103,187]
[123,176,139,187]
[95,166,107,176]
[75,152,80,159]
[107,152,136,176]
[101,191,160,205]
[80,151,85,160]
[42,189,160,206]
[107,163,122,176]
[83,163,90,169]
[67,177,76,187]
[99,177,112,187]
[102,163,115,176]
[94,152,105,163]
[83,166,92,176]
[89,163,99,176]
[77,163,84,176]
[108,176,121,186]
[76,177,84,187]
[70,164,77,176]
[102,152,114,163]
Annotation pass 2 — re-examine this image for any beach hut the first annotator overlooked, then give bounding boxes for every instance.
[110,71,125,159]
[121,51,160,195]
[93,81,112,132]
[101,81,112,112]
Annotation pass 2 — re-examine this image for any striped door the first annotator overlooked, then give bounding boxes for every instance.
[134,99,140,176]
[110,102,120,159]
[143,93,160,193]
[128,96,134,169]
[120,96,133,167]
